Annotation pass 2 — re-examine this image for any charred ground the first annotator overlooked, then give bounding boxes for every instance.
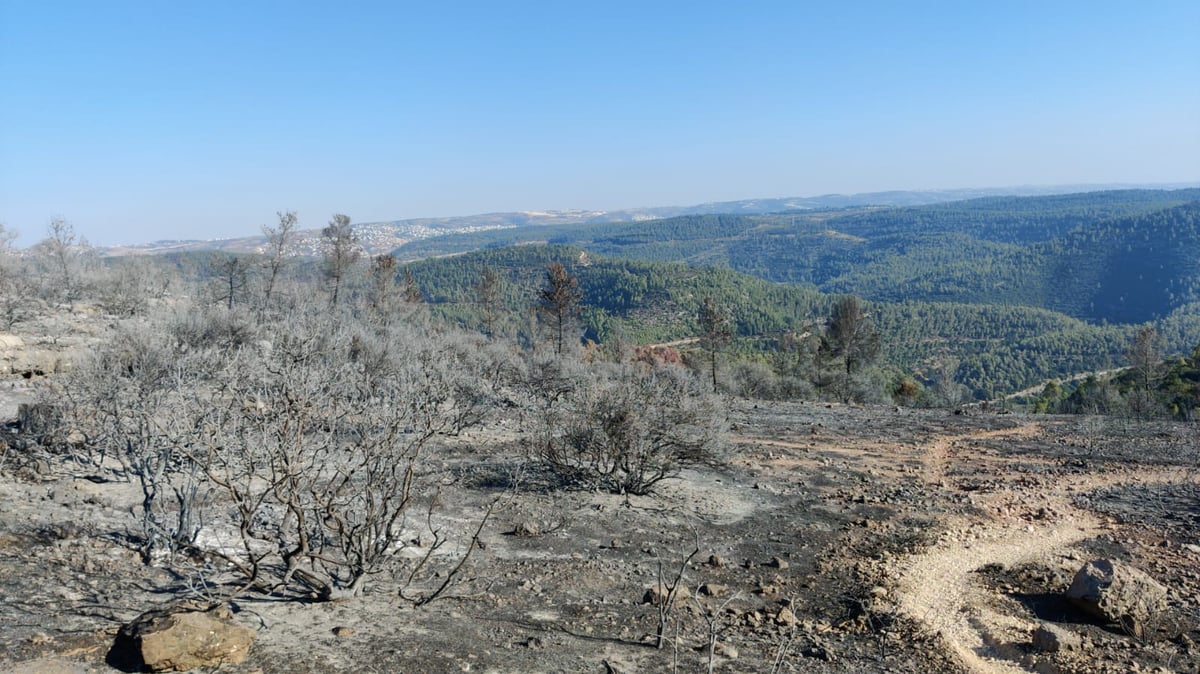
[2,398,1197,674]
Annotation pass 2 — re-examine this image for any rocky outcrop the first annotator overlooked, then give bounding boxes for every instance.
[110,604,254,672]
[1066,559,1168,638]
[0,333,65,378]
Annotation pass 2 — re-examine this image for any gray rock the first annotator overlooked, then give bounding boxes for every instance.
[1066,559,1168,639]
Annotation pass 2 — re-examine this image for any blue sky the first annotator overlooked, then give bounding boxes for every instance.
[1,1,1197,246]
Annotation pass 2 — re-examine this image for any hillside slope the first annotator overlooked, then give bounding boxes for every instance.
[402,245,1200,398]
[394,189,1200,325]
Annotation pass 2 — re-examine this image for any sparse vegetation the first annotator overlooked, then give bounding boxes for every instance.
[534,361,724,495]
[1,192,1199,672]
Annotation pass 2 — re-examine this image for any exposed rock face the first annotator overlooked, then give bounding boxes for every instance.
[1065,559,1168,638]
[0,333,65,377]
[111,604,255,672]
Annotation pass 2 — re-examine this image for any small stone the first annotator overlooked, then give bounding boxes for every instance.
[775,606,797,626]
[643,584,690,605]
[510,522,540,537]
[699,583,729,598]
[332,626,354,637]
[802,641,834,661]
[768,557,789,570]
[755,580,782,596]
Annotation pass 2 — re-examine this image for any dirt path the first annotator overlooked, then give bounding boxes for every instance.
[896,509,1100,673]
[919,425,1043,487]
[643,337,700,349]
[996,369,1122,403]
[893,422,1192,674]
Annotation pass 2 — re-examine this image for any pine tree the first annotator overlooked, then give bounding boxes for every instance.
[538,262,582,355]
[697,296,732,392]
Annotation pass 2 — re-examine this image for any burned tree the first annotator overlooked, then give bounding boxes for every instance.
[476,265,502,337]
[537,262,582,355]
[402,269,423,304]
[212,254,250,310]
[322,214,359,307]
[697,296,732,392]
[38,217,91,308]
[260,209,297,309]
[1125,325,1165,420]
[368,254,400,320]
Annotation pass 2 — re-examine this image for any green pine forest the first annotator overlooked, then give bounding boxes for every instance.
[392,189,1200,404]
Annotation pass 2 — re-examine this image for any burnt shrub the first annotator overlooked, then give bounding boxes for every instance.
[535,361,725,495]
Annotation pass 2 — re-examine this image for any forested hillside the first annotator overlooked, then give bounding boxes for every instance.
[394,189,1200,325]
[402,245,1200,399]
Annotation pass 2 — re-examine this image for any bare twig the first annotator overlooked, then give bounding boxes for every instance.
[655,544,700,649]
[417,497,498,606]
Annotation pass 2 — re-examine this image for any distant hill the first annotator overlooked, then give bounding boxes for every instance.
[392,189,1200,325]
[98,183,1196,257]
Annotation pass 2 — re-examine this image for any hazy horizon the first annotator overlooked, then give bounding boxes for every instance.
[2,2,1197,246]
[56,181,1200,249]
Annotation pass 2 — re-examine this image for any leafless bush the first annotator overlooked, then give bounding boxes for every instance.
[168,305,259,352]
[49,286,503,601]
[535,361,725,495]
[0,252,39,329]
[181,307,497,599]
[96,257,175,317]
[432,331,520,434]
[31,217,95,308]
[519,350,585,413]
[56,325,215,563]
[776,374,816,400]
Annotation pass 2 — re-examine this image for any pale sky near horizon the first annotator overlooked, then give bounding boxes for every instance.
[1,1,1198,246]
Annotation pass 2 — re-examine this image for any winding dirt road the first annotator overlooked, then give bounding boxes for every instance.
[894,424,1194,673]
